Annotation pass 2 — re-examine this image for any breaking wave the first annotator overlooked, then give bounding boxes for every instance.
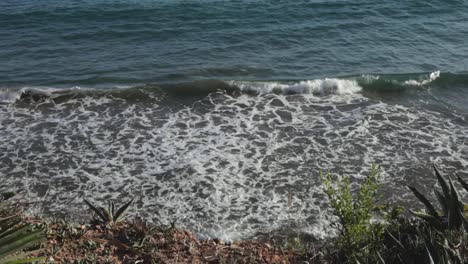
[1,71,464,104]
[404,71,440,86]
[230,78,362,95]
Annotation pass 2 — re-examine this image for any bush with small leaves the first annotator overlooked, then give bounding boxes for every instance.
[321,164,388,262]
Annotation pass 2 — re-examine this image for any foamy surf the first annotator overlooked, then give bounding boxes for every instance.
[0,86,79,103]
[229,78,362,95]
[0,88,22,103]
[1,83,467,241]
[403,71,441,86]
[2,71,467,104]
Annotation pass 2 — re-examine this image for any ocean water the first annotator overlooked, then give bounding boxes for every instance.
[1,0,468,241]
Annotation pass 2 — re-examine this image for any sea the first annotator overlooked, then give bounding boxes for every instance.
[1,0,467,241]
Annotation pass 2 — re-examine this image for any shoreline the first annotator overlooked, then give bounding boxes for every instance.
[9,208,313,263]
[2,164,468,263]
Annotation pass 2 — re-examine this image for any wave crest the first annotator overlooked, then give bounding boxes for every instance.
[403,71,440,86]
[229,78,362,95]
[3,71,467,104]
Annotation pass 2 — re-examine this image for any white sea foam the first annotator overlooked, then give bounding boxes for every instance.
[404,71,440,86]
[230,78,362,95]
[359,74,380,84]
[0,86,69,104]
[0,88,22,103]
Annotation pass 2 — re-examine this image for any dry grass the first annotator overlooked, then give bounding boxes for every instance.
[41,217,312,264]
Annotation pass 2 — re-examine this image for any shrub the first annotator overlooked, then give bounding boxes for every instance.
[321,164,387,262]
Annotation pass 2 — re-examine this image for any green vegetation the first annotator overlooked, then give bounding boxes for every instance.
[84,199,133,226]
[321,164,384,261]
[321,164,468,264]
[408,165,467,230]
[0,194,45,264]
[320,164,403,263]
[404,166,468,263]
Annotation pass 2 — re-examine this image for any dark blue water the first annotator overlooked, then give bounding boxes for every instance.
[1,0,468,240]
[2,0,468,86]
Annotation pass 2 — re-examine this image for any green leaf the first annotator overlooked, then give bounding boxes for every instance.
[0,248,42,263]
[0,193,15,201]
[384,229,404,249]
[114,199,133,223]
[446,176,464,229]
[0,229,44,259]
[101,207,113,224]
[434,165,450,198]
[407,185,440,218]
[111,201,115,218]
[0,219,22,238]
[376,250,385,264]
[408,210,444,230]
[0,225,34,247]
[425,244,436,264]
[2,255,45,264]
[456,174,468,193]
[84,199,107,224]
[434,190,448,216]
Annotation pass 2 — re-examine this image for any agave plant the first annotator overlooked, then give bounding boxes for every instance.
[0,198,45,264]
[396,166,468,264]
[408,165,467,230]
[84,199,133,226]
[424,234,464,264]
[0,193,15,202]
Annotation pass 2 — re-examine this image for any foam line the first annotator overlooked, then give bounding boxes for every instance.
[404,71,441,86]
[229,78,362,95]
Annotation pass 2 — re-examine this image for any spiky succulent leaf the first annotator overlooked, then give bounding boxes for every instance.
[0,219,22,238]
[434,166,450,198]
[0,199,45,263]
[436,237,462,264]
[84,199,108,224]
[446,176,464,229]
[107,201,111,217]
[0,193,15,201]
[408,210,444,230]
[434,190,449,216]
[113,199,133,222]
[425,244,436,264]
[0,225,32,248]
[407,185,440,218]
[456,174,468,193]
[2,255,46,264]
[111,201,115,217]
[0,225,45,260]
[101,207,113,224]
[0,248,43,263]
[0,230,44,257]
